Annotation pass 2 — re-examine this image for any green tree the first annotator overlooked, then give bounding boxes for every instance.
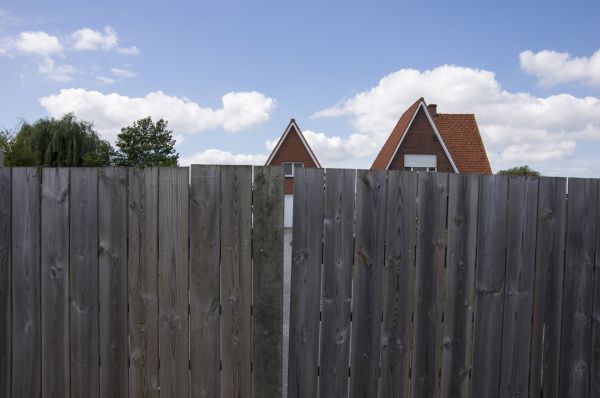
[497,165,541,177]
[114,117,179,167]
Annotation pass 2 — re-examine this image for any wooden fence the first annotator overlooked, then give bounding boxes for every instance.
[0,165,284,398]
[288,169,600,398]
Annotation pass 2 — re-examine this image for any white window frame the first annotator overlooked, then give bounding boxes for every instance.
[404,154,437,172]
[283,162,304,177]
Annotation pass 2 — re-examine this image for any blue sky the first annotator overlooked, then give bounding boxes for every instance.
[1,0,600,175]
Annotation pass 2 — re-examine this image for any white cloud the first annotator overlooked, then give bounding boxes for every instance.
[15,31,62,55]
[520,49,600,86]
[180,149,266,166]
[71,26,118,51]
[110,67,136,78]
[96,76,115,84]
[40,88,276,142]
[501,141,576,162]
[37,57,75,82]
[117,46,139,55]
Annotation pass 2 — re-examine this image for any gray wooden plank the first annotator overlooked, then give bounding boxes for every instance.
[190,165,221,398]
[318,169,356,398]
[470,174,509,398]
[498,176,539,397]
[158,167,190,398]
[11,167,41,397]
[252,165,285,398]
[220,165,252,398]
[0,167,10,397]
[379,171,417,398]
[69,168,99,398]
[349,169,387,398]
[128,168,160,398]
[559,178,597,397]
[529,177,567,398]
[592,180,600,397]
[41,168,70,397]
[410,172,448,398]
[288,167,324,398]
[98,167,128,397]
[439,173,479,398]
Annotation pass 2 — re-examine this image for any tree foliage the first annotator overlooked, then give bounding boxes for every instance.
[113,117,179,167]
[497,165,541,177]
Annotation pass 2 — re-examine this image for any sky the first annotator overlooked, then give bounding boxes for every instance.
[1,0,600,176]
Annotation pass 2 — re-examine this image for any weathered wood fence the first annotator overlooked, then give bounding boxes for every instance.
[0,165,284,398]
[289,169,600,398]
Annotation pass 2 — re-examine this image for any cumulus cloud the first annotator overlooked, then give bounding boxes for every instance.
[502,141,576,162]
[520,49,600,86]
[180,149,267,166]
[117,46,139,55]
[71,26,118,50]
[40,88,276,142]
[37,57,76,82]
[15,31,62,55]
[96,76,115,84]
[110,67,136,78]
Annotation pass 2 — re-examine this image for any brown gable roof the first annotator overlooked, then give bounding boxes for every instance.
[265,118,322,167]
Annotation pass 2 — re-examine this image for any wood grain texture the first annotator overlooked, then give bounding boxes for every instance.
[410,172,448,398]
[288,167,324,398]
[592,180,600,398]
[11,167,41,398]
[98,168,129,397]
[379,171,417,398]
[349,169,387,398]
[440,173,479,398]
[190,165,221,398]
[252,166,285,398]
[69,168,99,398]
[220,165,252,398]
[158,167,190,398]
[41,168,70,398]
[0,167,10,397]
[498,176,538,397]
[127,168,159,398]
[529,177,567,398]
[559,178,597,397]
[471,175,509,398]
[318,169,355,398]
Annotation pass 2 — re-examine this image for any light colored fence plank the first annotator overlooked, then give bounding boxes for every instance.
[592,181,600,397]
[288,167,324,398]
[0,167,10,397]
[190,165,221,398]
[529,177,567,398]
[158,167,190,398]
[220,165,252,398]
[11,167,41,397]
[252,166,284,398]
[559,178,598,397]
[498,176,538,397]
[319,169,356,398]
[41,168,70,397]
[70,168,99,398]
[410,172,448,398]
[98,168,128,397]
[440,173,479,398]
[128,168,159,398]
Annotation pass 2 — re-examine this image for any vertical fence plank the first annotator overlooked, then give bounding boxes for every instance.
[410,172,448,398]
[190,165,221,398]
[440,173,479,398]
[288,167,324,398]
[158,167,190,398]
[220,165,252,398]
[41,168,70,397]
[253,166,284,398]
[498,177,538,397]
[529,177,567,398]
[349,170,387,398]
[70,168,99,398]
[379,171,417,398]
[319,169,356,398]
[11,167,41,397]
[128,168,159,398]
[0,167,10,397]
[98,168,128,397]
[470,175,509,398]
[592,181,600,397]
[559,178,598,397]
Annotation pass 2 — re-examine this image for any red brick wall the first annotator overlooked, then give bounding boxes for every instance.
[389,108,455,173]
[269,126,319,193]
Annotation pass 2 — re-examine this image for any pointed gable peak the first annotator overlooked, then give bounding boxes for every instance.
[265,118,322,167]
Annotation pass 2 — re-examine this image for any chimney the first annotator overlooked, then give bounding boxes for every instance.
[427,104,437,116]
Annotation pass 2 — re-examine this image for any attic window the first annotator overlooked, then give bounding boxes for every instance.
[404,154,436,172]
[283,162,303,177]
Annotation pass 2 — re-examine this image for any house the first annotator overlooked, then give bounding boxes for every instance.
[265,118,322,227]
[371,98,492,173]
